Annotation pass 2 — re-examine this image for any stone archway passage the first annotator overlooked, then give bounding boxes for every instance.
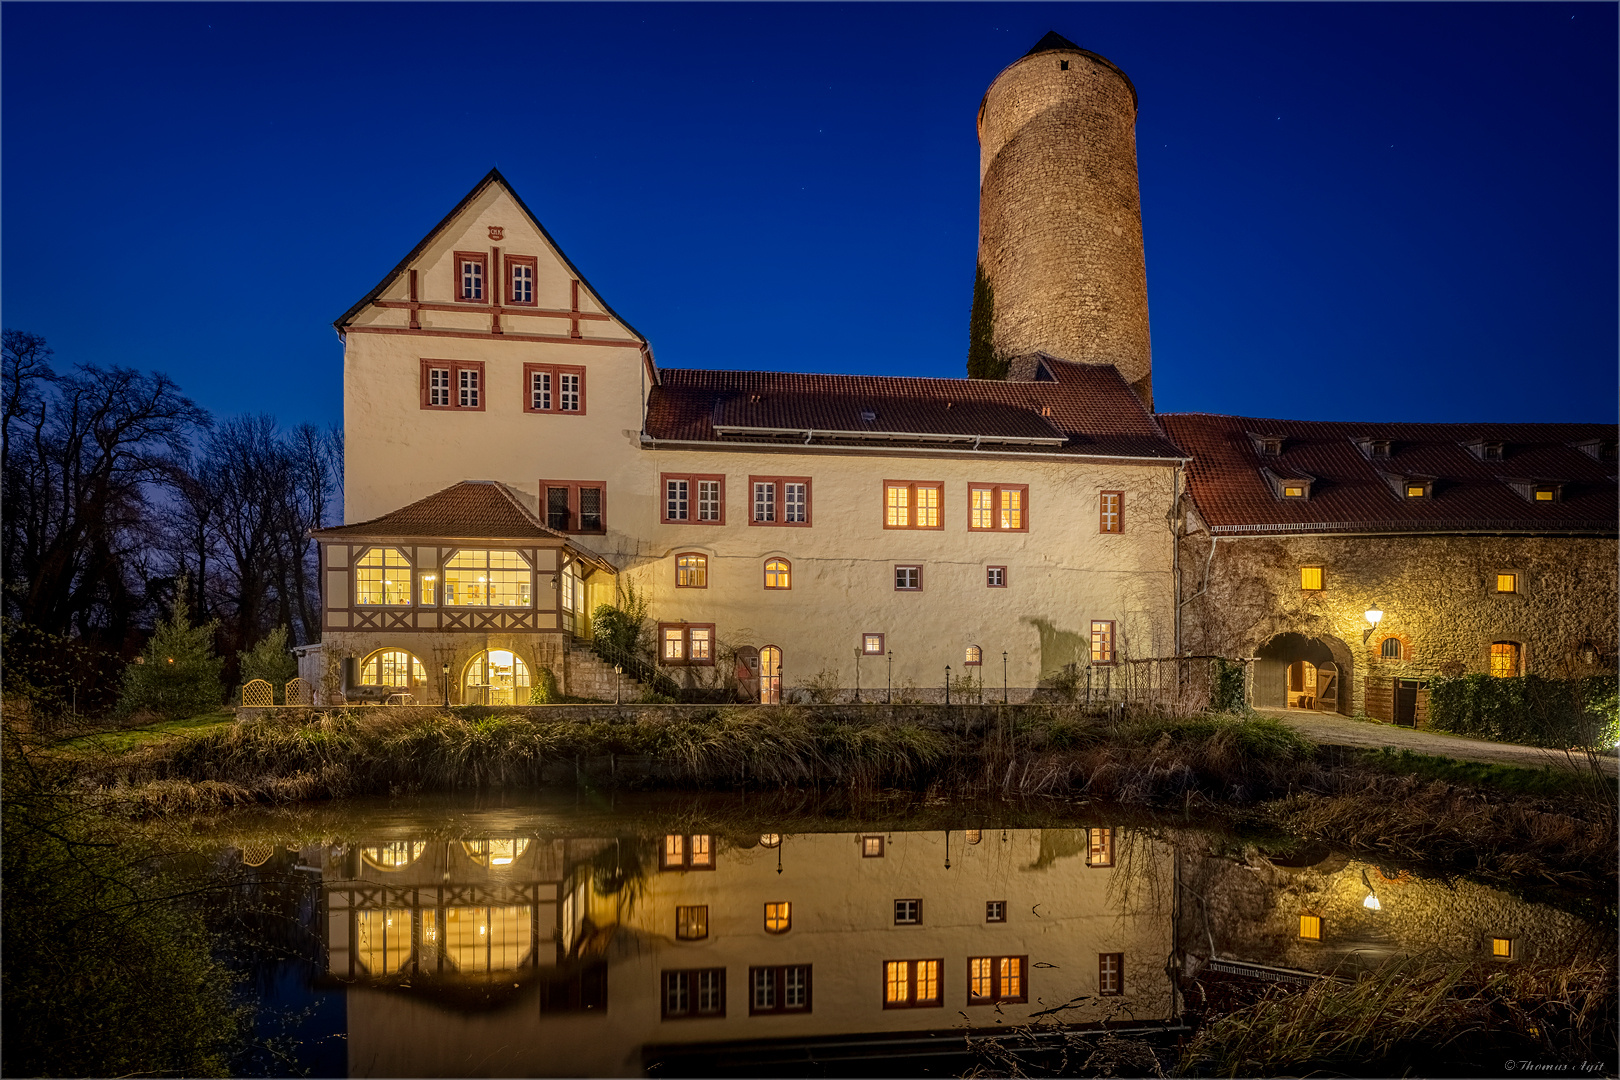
[1255,633,1352,714]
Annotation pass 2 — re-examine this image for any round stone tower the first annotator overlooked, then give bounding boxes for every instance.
[977,32,1153,406]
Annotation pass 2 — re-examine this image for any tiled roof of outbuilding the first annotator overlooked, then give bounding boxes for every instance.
[313,481,562,540]
[645,357,1185,462]
[1161,413,1619,535]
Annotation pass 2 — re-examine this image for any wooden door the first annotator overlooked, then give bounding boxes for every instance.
[734,646,761,704]
[1316,662,1339,713]
[1394,679,1419,727]
[760,646,782,705]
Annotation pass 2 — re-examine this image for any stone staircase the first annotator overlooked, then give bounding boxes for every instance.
[567,644,645,702]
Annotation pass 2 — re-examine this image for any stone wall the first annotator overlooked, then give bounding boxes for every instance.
[1178,524,1619,718]
[977,45,1152,404]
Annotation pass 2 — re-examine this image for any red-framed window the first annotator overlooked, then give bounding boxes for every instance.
[986,566,1007,588]
[862,633,885,655]
[659,834,715,871]
[968,483,1029,532]
[749,965,811,1015]
[750,476,811,526]
[540,481,606,534]
[675,553,708,589]
[883,481,944,530]
[967,956,1027,1005]
[882,959,943,1008]
[659,623,715,666]
[1090,620,1115,665]
[662,473,725,524]
[1098,953,1124,995]
[1100,491,1124,534]
[505,254,538,306]
[453,251,488,302]
[662,968,725,1019]
[420,359,485,411]
[524,364,586,415]
[894,565,922,591]
[764,558,792,590]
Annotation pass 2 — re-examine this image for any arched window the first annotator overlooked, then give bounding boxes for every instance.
[676,553,708,588]
[461,838,530,868]
[965,645,983,666]
[362,649,427,688]
[764,558,792,590]
[1489,641,1522,678]
[464,649,532,705]
[362,841,427,871]
[443,549,532,607]
[355,547,411,606]
[1380,637,1403,660]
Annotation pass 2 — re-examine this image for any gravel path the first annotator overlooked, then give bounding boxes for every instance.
[1256,707,1618,778]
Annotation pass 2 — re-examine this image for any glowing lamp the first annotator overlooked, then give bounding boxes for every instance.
[1363,892,1382,911]
[1364,604,1384,627]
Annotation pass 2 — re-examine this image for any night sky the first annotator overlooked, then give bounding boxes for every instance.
[4,3,1615,429]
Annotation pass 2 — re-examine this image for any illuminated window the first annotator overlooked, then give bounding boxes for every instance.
[883,959,941,1008]
[355,547,412,606]
[750,477,811,526]
[1098,953,1123,995]
[463,650,531,705]
[965,645,982,666]
[419,572,436,606]
[965,830,982,844]
[1283,485,1305,498]
[764,902,791,934]
[360,649,426,689]
[675,553,708,589]
[861,835,884,858]
[895,565,922,591]
[760,833,782,847]
[1380,637,1403,660]
[1300,566,1324,591]
[662,474,724,523]
[1534,486,1557,502]
[461,838,530,867]
[659,624,716,666]
[1490,642,1522,678]
[455,251,486,300]
[764,558,792,590]
[662,968,725,1019]
[660,834,716,871]
[1406,484,1428,498]
[1090,620,1115,665]
[969,484,1028,531]
[1087,828,1115,867]
[987,566,1006,588]
[986,900,1006,923]
[1099,491,1123,533]
[442,904,533,973]
[443,549,532,607]
[355,908,412,975]
[1496,572,1518,594]
[676,905,709,941]
[750,965,811,1014]
[1299,914,1322,940]
[893,899,922,925]
[1491,936,1513,960]
[862,634,885,655]
[361,841,426,871]
[968,956,1027,1004]
[883,481,943,529]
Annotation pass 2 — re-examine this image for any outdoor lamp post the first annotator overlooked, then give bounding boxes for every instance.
[945,665,952,706]
[1002,651,1009,705]
[615,664,623,705]
[887,650,893,704]
[853,647,862,703]
[441,661,450,705]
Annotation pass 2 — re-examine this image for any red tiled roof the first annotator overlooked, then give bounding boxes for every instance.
[312,481,564,540]
[645,357,1184,461]
[1161,413,1618,535]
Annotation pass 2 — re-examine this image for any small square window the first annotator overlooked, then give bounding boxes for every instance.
[986,566,1006,588]
[1299,914,1322,941]
[1496,572,1518,594]
[676,905,709,941]
[1301,566,1324,591]
[862,633,885,655]
[675,553,708,589]
[1059,59,1069,70]
[1490,936,1513,960]
[1406,484,1427,498]
[986,901,1006,923]
[1534,487,1556,502]
[1283,485,1306,498]
[764,901,791,934]
[895,565,922,591]
[861,835,884,858]
[894,899,922,925]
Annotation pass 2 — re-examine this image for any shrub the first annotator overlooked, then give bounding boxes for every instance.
[1429,673,1619,750]
[118,588,223,720]
[236,626,295,704]
[530,666,560,704]
[1211,657,1247,713]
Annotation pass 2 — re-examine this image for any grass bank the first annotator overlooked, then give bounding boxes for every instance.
[63,704,1618,891]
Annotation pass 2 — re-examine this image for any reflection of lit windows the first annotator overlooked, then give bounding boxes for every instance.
[1299,914,1322,941]
[965,829,982,844]
[883,959,941,1008]
[661,834,716,871]
[985,900,1006,923]
[760,833,782,848]
[968,956,1027,1004]
[1490,936,1514,960]
[461,838,530,868]
[356,908,412,975]
[443,905,533,972]
[893,899,922,925]
[750,965,811,1014]
[764,902,791,934]
[1098,953,1123,995]
[355,547,412,606]
[676,905,709,941]
[362,649,427,689]
[361,841,426,871]
[861,835,884,858]
[662,968,725,1019]
[1087,828,1115,867]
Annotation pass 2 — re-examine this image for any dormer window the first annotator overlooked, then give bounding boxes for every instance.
[1263,468,1313,500]
[1352,437,1392,461]
[1534,485,1559,502]
[1249,432,1285,457]
[1464,440,1504,462]
[1405,483,1428,498]
[1380,472,1434,500]
[1504,478,1564,504]
[1573,439,1618,463]
[1283,485,1307,498]
[454,251,488,302]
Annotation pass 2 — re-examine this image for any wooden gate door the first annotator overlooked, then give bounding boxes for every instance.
[1316,662,1339,713]
[734,646,761,704]
[760,646,782,705]
[1394,679,1419,727]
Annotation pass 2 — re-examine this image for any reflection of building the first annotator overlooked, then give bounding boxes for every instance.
[312,828,1177,1077]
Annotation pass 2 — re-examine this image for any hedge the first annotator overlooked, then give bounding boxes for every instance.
[1427,674,1618,750]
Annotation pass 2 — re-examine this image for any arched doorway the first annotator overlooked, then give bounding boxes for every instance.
[759,645,782,704]
[1255,633,1351,714]
[463,649,531,705]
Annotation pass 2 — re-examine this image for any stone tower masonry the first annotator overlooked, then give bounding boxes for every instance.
[977,32,1153,407]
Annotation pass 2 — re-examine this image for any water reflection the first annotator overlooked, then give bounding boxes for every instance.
[214,802,1611,1078]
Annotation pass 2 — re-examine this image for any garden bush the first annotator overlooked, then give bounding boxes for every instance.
[1428,673,1618,750]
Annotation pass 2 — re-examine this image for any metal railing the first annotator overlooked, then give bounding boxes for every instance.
[586,636,684,701]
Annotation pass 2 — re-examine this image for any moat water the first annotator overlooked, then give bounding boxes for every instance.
[180,791,1612,1077]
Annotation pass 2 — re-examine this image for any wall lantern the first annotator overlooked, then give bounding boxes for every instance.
[1361,868,1382,911]
[1364,604,1384,627]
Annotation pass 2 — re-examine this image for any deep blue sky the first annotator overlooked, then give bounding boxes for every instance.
[4,3,1615,427]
